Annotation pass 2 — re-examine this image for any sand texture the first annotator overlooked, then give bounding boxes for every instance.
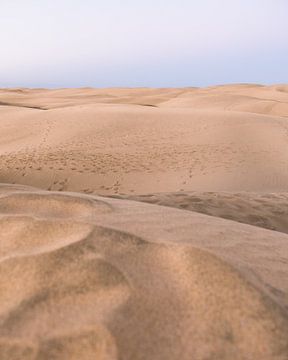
[1,85,288,359]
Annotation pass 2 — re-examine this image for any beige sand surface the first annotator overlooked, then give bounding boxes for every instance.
[0,183,288,360]
[115,191,288,234]
[1,85,288,359]
[1,85,288,194]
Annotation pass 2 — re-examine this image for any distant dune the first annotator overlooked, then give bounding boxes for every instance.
[1,84,288,195]
[1,85,288,359]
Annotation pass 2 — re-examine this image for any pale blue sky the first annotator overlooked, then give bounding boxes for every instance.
[1,0,287,87]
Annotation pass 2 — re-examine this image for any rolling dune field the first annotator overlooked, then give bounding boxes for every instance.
[1,85,288,359]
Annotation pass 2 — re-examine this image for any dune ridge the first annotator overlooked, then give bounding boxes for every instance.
[114,191,288,234]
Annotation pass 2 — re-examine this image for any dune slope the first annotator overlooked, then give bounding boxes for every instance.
[1,85,288,194]
[0,184,288,360]
[115,191,288,234]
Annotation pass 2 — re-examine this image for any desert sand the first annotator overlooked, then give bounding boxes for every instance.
[1,84,288,359]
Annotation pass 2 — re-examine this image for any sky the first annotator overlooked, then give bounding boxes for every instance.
[1,0,287,88]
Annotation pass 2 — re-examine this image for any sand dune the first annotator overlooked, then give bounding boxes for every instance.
[161,84,288,118]
[115,191,288,234]
[1,85,288,359]
[1,85,288,194]
[0,183,288,360]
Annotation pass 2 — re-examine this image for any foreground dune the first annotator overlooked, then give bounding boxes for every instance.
[0,183,288,360]
[1,85,288,359]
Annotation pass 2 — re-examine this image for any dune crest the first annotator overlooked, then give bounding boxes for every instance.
[115,191,288,234]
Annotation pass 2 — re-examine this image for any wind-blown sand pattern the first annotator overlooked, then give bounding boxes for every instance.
[1,85,288,359]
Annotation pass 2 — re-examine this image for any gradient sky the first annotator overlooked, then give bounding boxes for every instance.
[1,0,287,87]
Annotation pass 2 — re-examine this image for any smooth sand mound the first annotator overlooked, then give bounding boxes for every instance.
[115,191,288,234]
[0,184,288,360]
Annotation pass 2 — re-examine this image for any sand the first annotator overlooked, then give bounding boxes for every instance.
[0,85,288,359]
[1,85,288,194]
[114,191,288,234]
